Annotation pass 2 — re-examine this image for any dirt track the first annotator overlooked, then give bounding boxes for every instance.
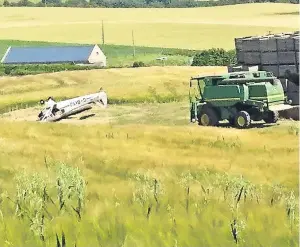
[1,103,298,128]
[0,103,189,126]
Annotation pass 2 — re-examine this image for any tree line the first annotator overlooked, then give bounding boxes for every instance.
[1,0,299,8]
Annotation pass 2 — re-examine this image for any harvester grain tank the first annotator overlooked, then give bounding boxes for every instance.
[189,70,293,128]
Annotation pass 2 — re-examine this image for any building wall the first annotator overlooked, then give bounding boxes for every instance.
[88,45,107,66]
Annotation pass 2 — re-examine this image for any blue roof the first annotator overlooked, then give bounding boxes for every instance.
[1,45,96,64]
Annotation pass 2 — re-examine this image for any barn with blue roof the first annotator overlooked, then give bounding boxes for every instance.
[1,44,106,66]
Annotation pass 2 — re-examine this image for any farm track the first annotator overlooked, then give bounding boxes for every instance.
[0,102,189,125]
[1,102,298,129]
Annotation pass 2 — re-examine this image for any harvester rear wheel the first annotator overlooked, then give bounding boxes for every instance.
[234,111,251,129]
[263,110,279,124]
[198,106,218,126]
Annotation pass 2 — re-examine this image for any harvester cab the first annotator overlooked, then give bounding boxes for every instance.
[189,71,293,128]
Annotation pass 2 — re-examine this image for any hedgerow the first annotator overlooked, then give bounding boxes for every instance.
[2,0,299,8]
[191,48,236,66]
[0,64,123,76]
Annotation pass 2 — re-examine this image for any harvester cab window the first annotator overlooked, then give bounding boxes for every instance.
[198,79,205,98]
[189,79,201,101]
[229,74,245,79]
[211,79,219,86]
[253,72,260,78]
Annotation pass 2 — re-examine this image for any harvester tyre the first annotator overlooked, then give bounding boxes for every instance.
[198,106,218,126]
[234,111,251,129]
[263,111,279,124]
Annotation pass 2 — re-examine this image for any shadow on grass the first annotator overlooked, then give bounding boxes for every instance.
[79,114,96,120]
[217,121,277,129]
[268,11,299,16]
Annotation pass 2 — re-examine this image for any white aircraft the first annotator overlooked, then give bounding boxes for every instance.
[37,89,108,122]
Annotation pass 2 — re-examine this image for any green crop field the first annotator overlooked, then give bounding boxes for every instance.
[0,3,298,49]
[0,66,298,247]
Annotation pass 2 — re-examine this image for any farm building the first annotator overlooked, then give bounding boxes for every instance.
[0,44,106,66]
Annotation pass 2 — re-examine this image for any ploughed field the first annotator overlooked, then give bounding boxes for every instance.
[0,3,298,49]
[0,66,298,247]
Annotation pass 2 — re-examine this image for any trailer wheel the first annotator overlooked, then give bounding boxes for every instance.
[234,111,251,129]
[263,110,279,124]
[198,106,218,126]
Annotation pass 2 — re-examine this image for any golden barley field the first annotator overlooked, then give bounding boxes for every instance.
[0,3,298,49]
[0,66,227,112]
[0,65,298,246]
[0,105,298,247]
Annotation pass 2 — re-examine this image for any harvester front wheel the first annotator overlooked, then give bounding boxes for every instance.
[263,110,279,124]
[234,111,251,129]
[198,106,218,126]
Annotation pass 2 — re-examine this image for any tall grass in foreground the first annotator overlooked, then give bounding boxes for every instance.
[0,163,298,247]
[0,121,297,246]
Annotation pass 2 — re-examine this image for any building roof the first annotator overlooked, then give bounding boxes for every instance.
[1,45,97,64]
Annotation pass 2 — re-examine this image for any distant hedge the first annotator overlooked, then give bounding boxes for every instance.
[0,64,114,76]
[191,48,236,67]
[161,49,198,57]
[2,0,299,8]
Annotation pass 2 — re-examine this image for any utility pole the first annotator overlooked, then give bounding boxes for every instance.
[132,30,135,58]
[102,20,105,45]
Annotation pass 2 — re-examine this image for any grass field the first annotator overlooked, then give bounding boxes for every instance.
[0,40,197,68]
[0,108,298,247]
[0,66,298,246]
[0,66,227,112]
[0,3,298,49]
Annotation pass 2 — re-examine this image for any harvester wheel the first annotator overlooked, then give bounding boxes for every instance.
[234,111,251,129]
[198,106,218,126]
[263,110,279,124]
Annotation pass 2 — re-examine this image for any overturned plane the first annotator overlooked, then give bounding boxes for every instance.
[38,89,108,122]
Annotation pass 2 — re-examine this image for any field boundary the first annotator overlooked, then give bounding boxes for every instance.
[2,0,299,8]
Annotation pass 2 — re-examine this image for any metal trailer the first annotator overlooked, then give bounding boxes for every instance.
[234,31,299,105]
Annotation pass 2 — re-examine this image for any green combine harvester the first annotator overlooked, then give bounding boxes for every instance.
[189,70,293,129]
